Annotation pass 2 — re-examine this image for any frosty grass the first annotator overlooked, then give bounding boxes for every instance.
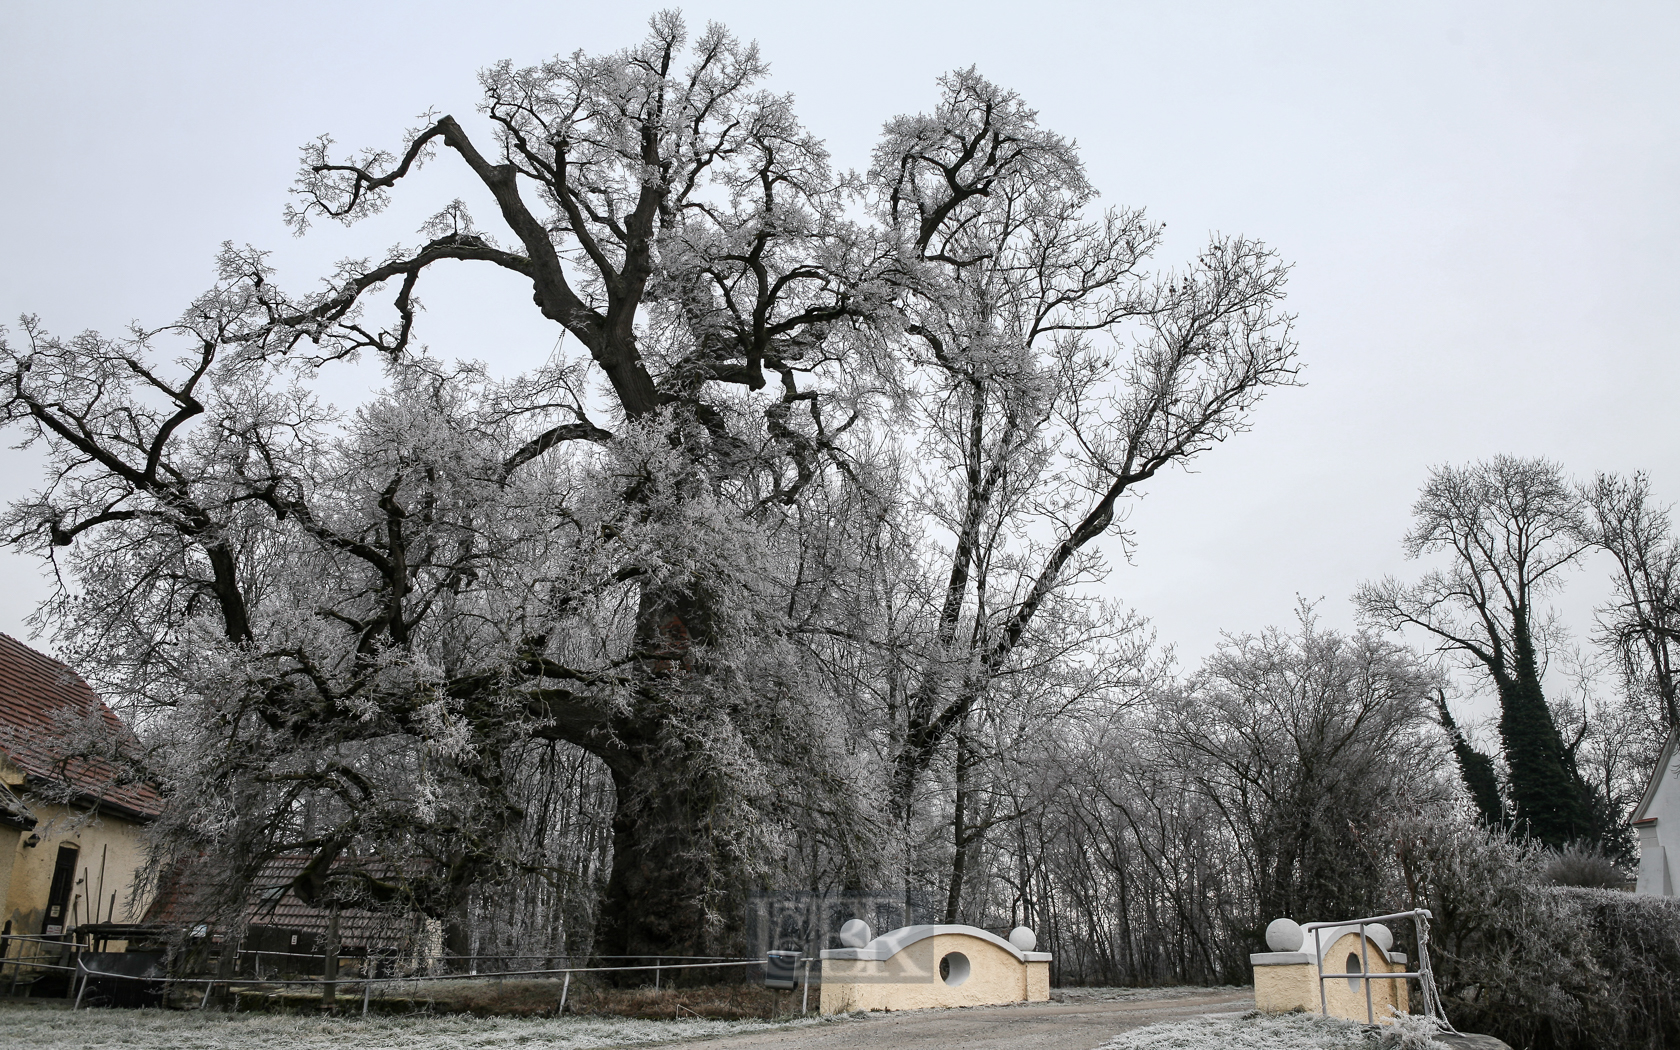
[3,1002,1449,1050]
[1100,1012,1444,1050]
[0,1007,830,1050]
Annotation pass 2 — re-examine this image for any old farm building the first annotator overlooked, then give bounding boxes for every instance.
[0,633,162,945]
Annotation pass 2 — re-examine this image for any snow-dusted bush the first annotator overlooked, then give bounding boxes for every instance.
[1370,1011,1449,1050]
[1559,886,1680,1050]
[1395,807,1680,1049]
[1543,845,1626,889]
[1099,1011,1461,1050]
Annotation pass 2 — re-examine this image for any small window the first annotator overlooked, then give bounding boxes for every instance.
[939,951,971,987]
[1345,951,1363,990]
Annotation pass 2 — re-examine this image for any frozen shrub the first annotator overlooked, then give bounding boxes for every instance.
[1557,887,1680,1049]
[1543,844,1627,889]
[1393,807,1599,1045]
[1374,1012,1447,1050]
[1393,807,1680,1049]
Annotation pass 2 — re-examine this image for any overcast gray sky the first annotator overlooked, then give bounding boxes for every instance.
[3,2,1677,722]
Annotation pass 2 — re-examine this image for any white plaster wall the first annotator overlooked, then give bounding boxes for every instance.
[1636,823,1670,895]
[1638,749,1679,896]
[1253,931,1408,1024]
[819,927,1050,1013]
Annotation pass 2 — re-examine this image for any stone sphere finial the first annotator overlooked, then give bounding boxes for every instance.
[1265,917,1304,952]
[1365,923,1394,952]
[1007,926,1037,952]
[839,918,873,948]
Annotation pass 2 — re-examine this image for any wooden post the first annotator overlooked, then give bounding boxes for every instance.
[66,919,81,1001]
[96,846,108,925]
[558,972,570,1015]
[214,922,242,1008]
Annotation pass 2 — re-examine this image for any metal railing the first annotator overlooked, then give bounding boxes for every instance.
[1302,908,1455,1031]
[3,927,830,1018]
[0,933,85,995]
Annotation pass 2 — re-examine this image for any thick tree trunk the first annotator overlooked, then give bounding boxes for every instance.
[592,582,753,972]
[442,899,471,972]
[593,747,753,978]
[943,723,971,924]
[1496,619,1592,847]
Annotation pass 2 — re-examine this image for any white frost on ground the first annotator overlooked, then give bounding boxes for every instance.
[0,1006,831,1050]
[1098,1012,1372,1050]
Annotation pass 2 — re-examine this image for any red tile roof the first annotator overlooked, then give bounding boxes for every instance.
[0,632,163,820]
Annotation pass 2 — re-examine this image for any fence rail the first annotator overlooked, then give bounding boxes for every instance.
[69,956,791,1015]
[2,932,818,1017]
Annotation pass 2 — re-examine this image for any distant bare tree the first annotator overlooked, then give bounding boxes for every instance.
[1356,456,1602,848]
[990,613,1442,986]
[1581,472,1680,733]
[1173,610,1443,930]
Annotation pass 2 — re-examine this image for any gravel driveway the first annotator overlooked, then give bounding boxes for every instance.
[659,988,1257,1050]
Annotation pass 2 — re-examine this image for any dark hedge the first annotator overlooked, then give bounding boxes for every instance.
[1441,888,1680,1050]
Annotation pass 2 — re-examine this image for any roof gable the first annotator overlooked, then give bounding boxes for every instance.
[1633,725,1680,825]
[0,632,162,819]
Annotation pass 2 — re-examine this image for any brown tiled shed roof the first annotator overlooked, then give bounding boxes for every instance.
[144,854,420,952]
[0,632,163,820]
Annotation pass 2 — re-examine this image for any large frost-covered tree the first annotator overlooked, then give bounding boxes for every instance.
[1,13,1299,960]
[4,14,876,960]
[0,310,845,959]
